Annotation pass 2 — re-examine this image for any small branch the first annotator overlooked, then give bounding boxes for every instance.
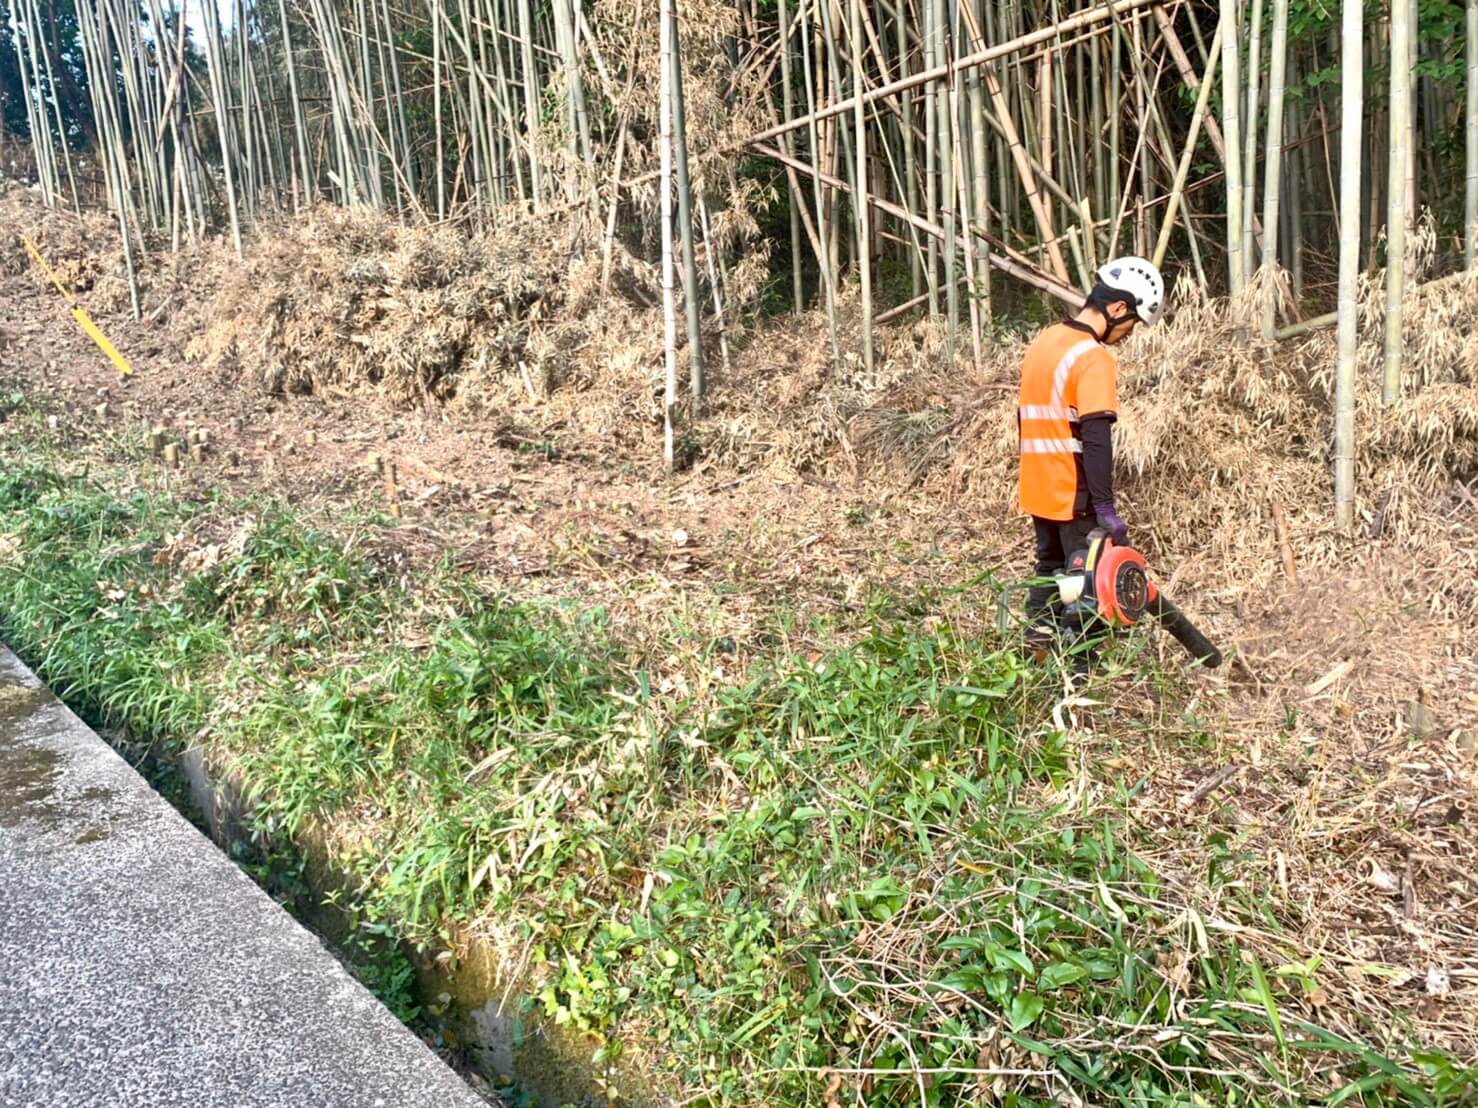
[1178,764,1244,808]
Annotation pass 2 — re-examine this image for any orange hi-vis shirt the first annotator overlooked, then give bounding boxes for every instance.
[1016,322,1119,521]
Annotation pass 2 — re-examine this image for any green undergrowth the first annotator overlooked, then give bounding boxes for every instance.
[0,408,1471,1106]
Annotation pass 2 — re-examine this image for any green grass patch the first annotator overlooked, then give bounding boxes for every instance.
[0,417,1469,1106]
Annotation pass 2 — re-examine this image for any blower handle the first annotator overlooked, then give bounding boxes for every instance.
[1146,589,1223,668]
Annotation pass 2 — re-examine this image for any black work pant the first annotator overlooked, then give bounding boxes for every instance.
[1026,514,1099,624]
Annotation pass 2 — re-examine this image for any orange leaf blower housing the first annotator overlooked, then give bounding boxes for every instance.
[1062,534,1221,666]
[1065,538,1153,626]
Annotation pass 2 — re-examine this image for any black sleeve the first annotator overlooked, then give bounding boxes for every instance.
[1079,415,1115,507]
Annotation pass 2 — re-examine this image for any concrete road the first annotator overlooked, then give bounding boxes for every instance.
[0,646,488,1108]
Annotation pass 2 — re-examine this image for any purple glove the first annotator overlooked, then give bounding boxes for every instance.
[1093,500,1129,546]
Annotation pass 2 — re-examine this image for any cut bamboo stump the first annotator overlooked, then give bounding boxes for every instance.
[1270,500,1297,582]
[94,403,108,420]
[163,443,180,469]
[149,427,166,456]
[384,461,401,519]
[304,431,317,447]
[189,443,205,464]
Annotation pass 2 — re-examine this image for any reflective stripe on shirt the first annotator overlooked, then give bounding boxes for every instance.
[1051,340,1100,408]
[1018,403,1079,421]
[1020,437,1083,454]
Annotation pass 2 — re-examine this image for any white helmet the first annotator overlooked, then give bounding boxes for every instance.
[1096,256,1165,327]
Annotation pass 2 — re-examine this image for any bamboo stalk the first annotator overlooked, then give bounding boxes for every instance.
[798,0,839,365]
[660,0,677,472]
[1220,0,1245,300]
[901,0,922,300]
[697,191,732,375]
[1468,0,1477,269]
[1334,0,1363,529]
[518,0,543,210]
[937,0,958,355]
[853,0,874,372]
[924,0,940,313]
[669,15,704,409]
[1384,0,1411,403]
[968,1,992,324]
[1242,0,1264,271]
[779,0,805,311]
[1260,0,1289,340]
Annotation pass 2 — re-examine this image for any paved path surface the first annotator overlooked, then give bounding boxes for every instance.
[0,646,487,1108]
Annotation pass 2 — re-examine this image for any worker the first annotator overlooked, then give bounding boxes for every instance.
[1016,256,1165,655]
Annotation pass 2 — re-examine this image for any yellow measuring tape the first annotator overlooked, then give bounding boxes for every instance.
[18,233,136,378]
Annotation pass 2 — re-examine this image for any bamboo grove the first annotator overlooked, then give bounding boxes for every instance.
[3,0,1478,501]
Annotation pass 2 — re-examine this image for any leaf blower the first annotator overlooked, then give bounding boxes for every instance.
[1054,530,1222,667]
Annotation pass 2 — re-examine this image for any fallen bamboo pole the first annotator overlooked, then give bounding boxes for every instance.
[1152,20,1223,268]
[983,65,1070,282]
[610,0,1164,199]
[1154,7,1267,256]
[1273,268,1475,341]
[753,140,1084,307]
[744,0,1163,150]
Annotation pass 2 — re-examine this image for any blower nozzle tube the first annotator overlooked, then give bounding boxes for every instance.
[1147,590,1222,668]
